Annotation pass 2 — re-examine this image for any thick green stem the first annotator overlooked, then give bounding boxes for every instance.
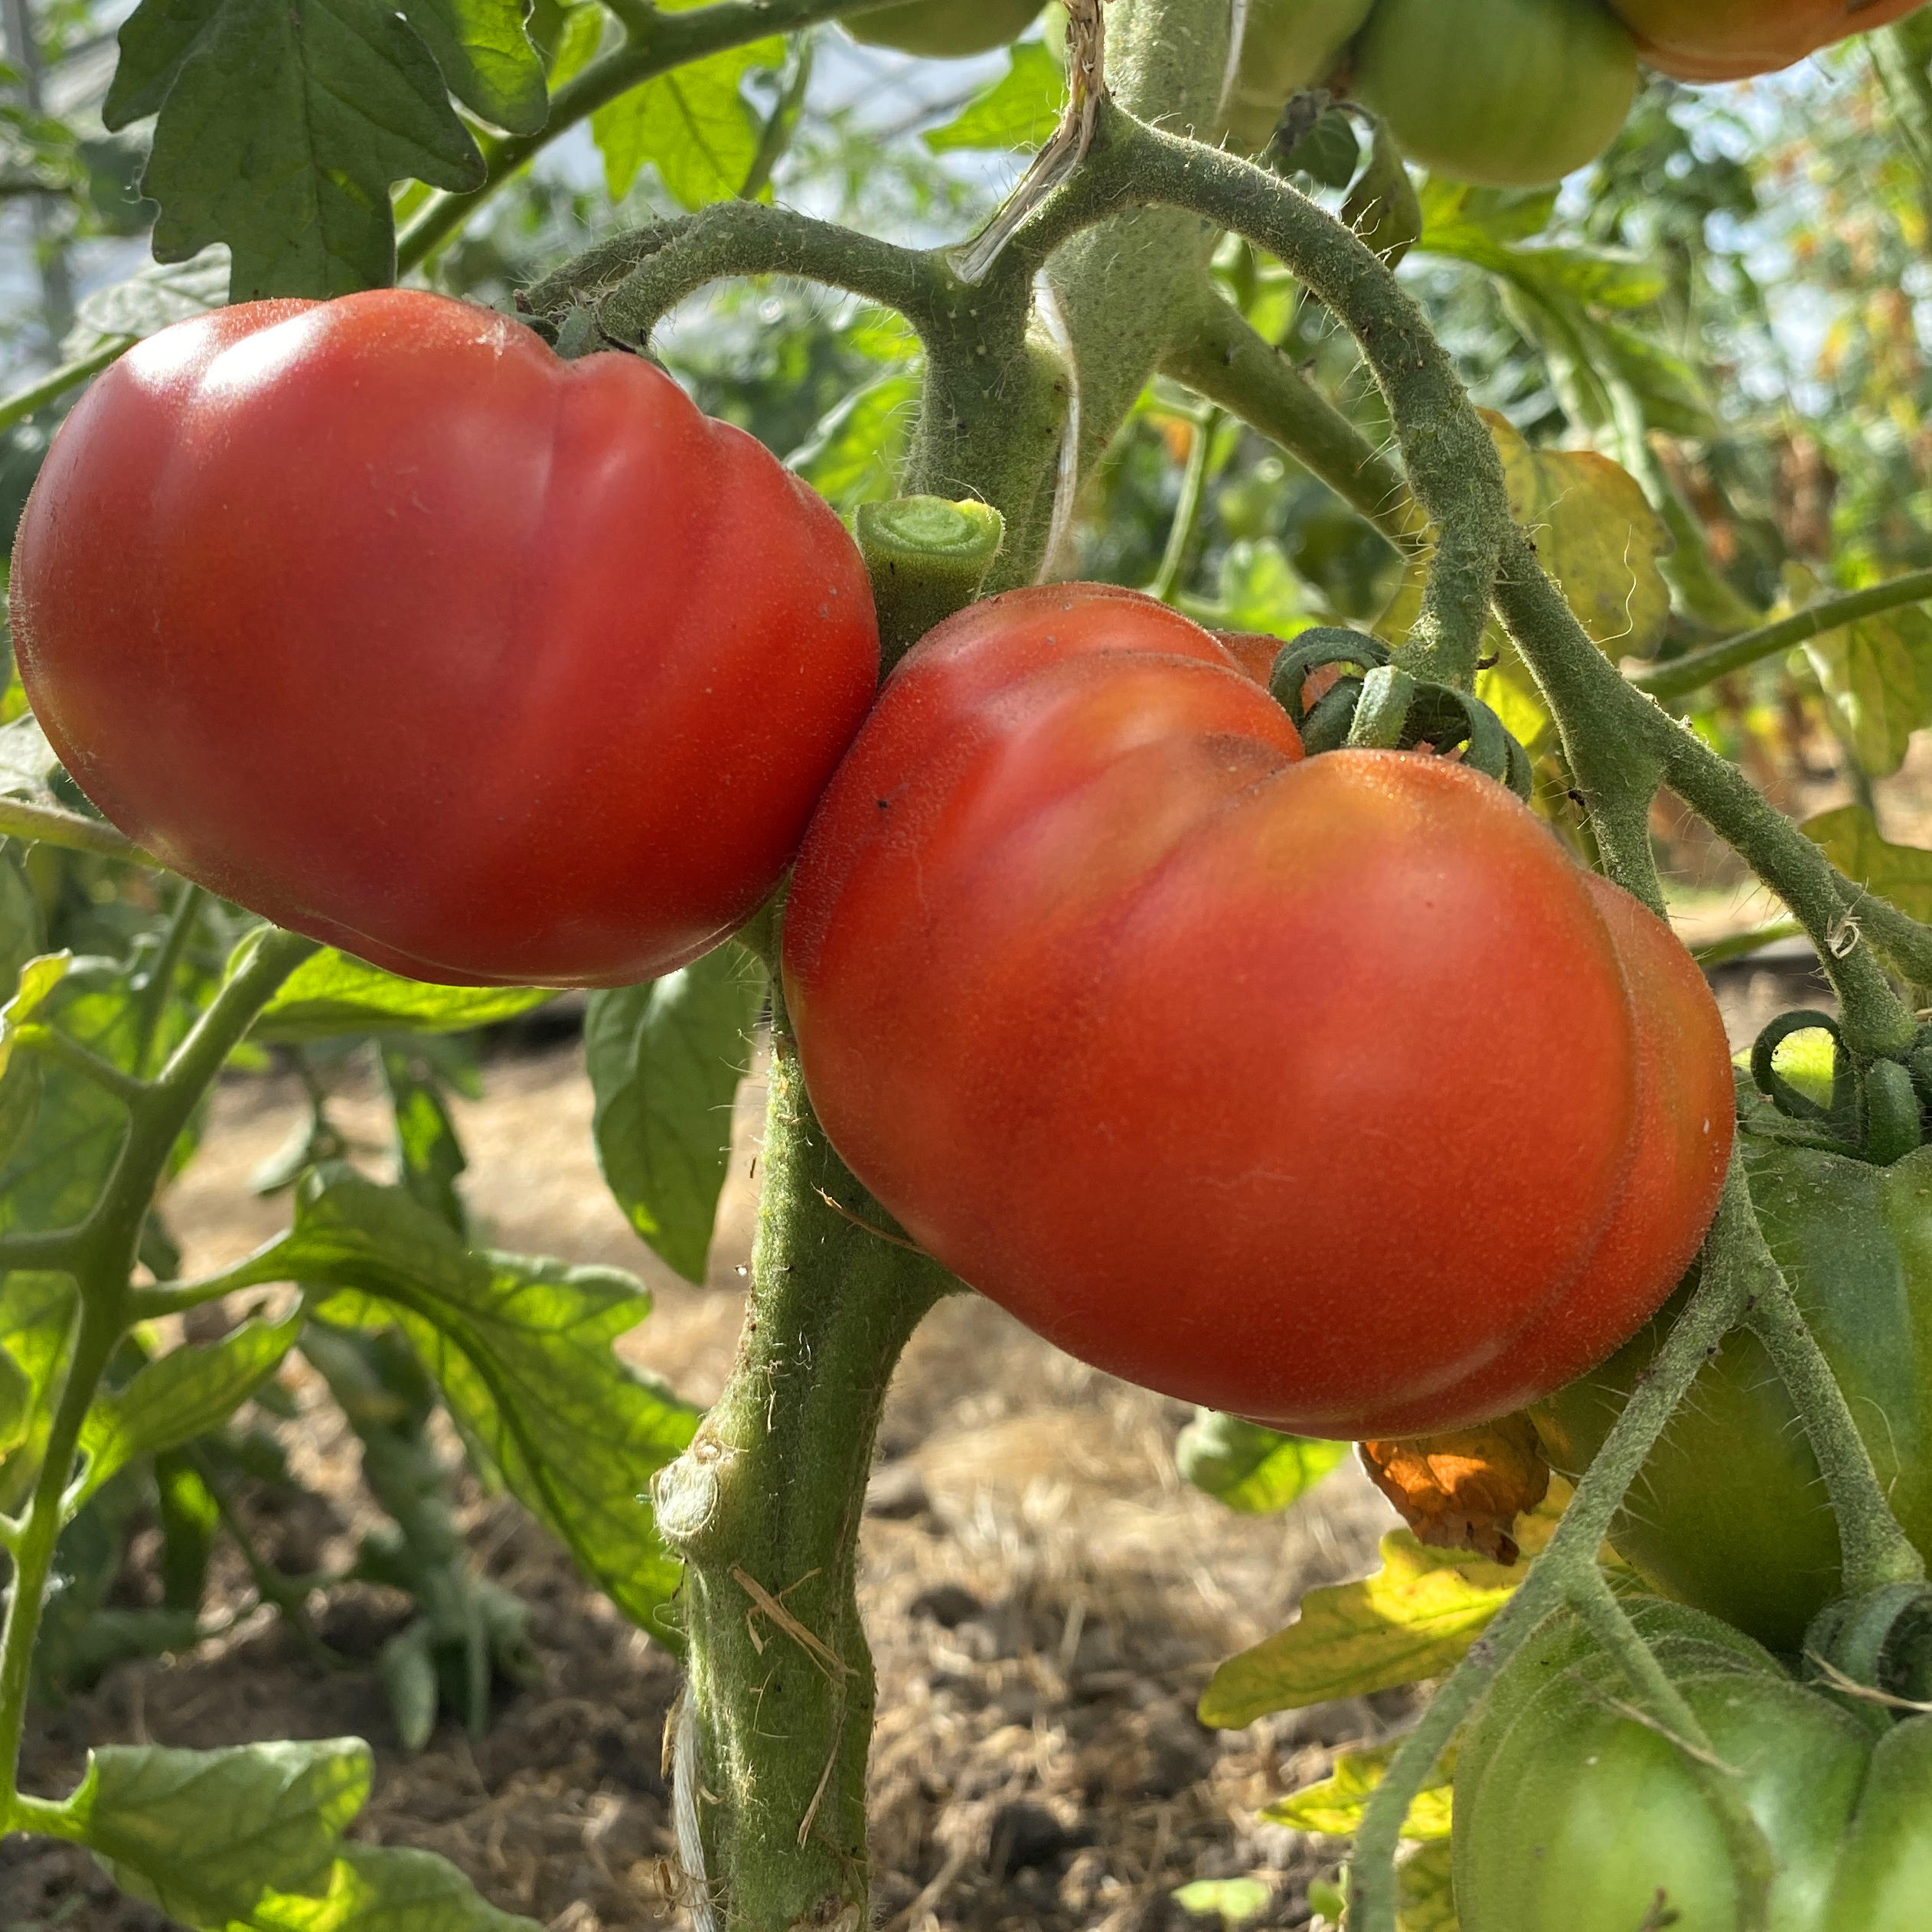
[653,1026,953,1932]
[1020,103,1508,685]
[1349,1166,1761,1932]
[0,796,151,865]
[1745,1276,1926,1597]
[1632,569,1932,703]
[395,0,892,273]
[853,497,1005,669]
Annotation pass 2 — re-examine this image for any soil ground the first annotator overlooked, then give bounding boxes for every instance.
[0,930,1841,1932]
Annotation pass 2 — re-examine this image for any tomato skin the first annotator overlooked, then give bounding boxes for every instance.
[1605,0,1926,80]
[1222,0,1376,151]
[1367,872,1735,1434]
[778,582,1725,1438]
[1455,1596,1932,1932]
[12,290,878,988]
[844,0,1042,57]
[1535,1130,1932,1653]
[1355,0,1639,188]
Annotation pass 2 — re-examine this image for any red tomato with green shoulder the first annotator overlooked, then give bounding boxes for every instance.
[11,289,879,988]
[781,583,1732,1438]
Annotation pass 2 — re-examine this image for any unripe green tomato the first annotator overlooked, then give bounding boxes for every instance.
[1455,1597,1932,1932]
[1354,0,1639,188]
[844,0,1044,57]
[1222,0,1376,152]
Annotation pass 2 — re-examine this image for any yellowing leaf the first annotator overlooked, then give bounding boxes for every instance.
[1265,1741,1454,1842]
[1377,413,1672,754]
[1397,1839,1459,1932]
[1802,601,1932,778]
[1196,1529,1524,1726]
[1804,804,1932,923]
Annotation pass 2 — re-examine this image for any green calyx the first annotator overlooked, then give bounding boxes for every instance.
[1260,626,1531,798]
[1807,1583,1932,1709]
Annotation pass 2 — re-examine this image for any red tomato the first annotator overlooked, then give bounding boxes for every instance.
[12,289,878,987]
[1606,0,1924,79]
[1363,871,1735,1433]
[782,583,1730,1437]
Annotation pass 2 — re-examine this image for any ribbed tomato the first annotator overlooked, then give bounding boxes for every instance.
[782,583,1731,1437]
[12,290,878,988]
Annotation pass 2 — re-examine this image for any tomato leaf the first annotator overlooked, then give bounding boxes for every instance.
[381,1047,469,1235]
[1803,803,1932,922]
[1265,1741,1454,1842]
[924,41,1062,155]
[103,0,488,300]
[220,1166,700,1640]
[252,948,554,1043]
[0,1339,28,1457]
[398,0,547,136]
[54,1738,537,1930]
[1196,1530,1529,1725]
[1169,1878,1275,1926]
[1396,1838,1458,1932]
[586,940,766,1284]
[73,1311,303,1509]
[1801,596,1932,778]
[590,38,783,207]
[786,370,923,511]
[1175,1408,1349,1515]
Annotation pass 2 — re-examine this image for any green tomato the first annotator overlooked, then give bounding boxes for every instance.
[1454,1596,1932,1932]
[1353,0,1638,188]
[844,0,1044,57]
[1221,0,1376,152]
[1534,1122,1932,1653]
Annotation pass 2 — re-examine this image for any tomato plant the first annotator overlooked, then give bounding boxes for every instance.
[4,5,1932,1931]
[1353,0,1640,187]
[11,289,879,990]
[781,583,1731,1438]
[1454,1595,1932,1929]
[1606,0,1928,78]
[843,0,1043,56]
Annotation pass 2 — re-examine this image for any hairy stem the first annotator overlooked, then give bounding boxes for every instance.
[0,797,149,865]
[1633,569,1932,703]
[654,1021,953,1932]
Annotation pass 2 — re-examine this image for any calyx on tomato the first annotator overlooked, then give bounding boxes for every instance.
[11,290,879,990]
[1221,0,1376,152]
[1454,1595,1932,1930]
[1354,0,1639,188]
[781,582,1732,1439]
[1604,0,1927,80]
[844,0,1043,57]
[1535,1028,1932,1652]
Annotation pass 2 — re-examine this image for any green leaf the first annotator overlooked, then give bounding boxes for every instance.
[1264,1741,1454,1841]
[0,873,51,1166]
[61,249,230,361]
[1397,1839,1459,1932]
[74,1310,303,1507]
[586,941,766,1284]
[1175,1409,1349,1515]
[382,1048,468,1235]
[63,1738,369,1922]
[0,1338,28,1454]
[1196,1531,1526,1727]
[0,713,60,801]
[253,948,554,1043]
[0,956,139,1239]
[399,0,546,135]
[1182,537,1315,638]
[1171,1878,1274,1926]
[1803,599,1932,778]
[57,1738,539,1931]
[104,0,486,299]
[1803,804,1932,922]
[590,38,782,207]
[0,1272,77,1503]
[924,41,1062,154]
[222,1166,700,1637]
